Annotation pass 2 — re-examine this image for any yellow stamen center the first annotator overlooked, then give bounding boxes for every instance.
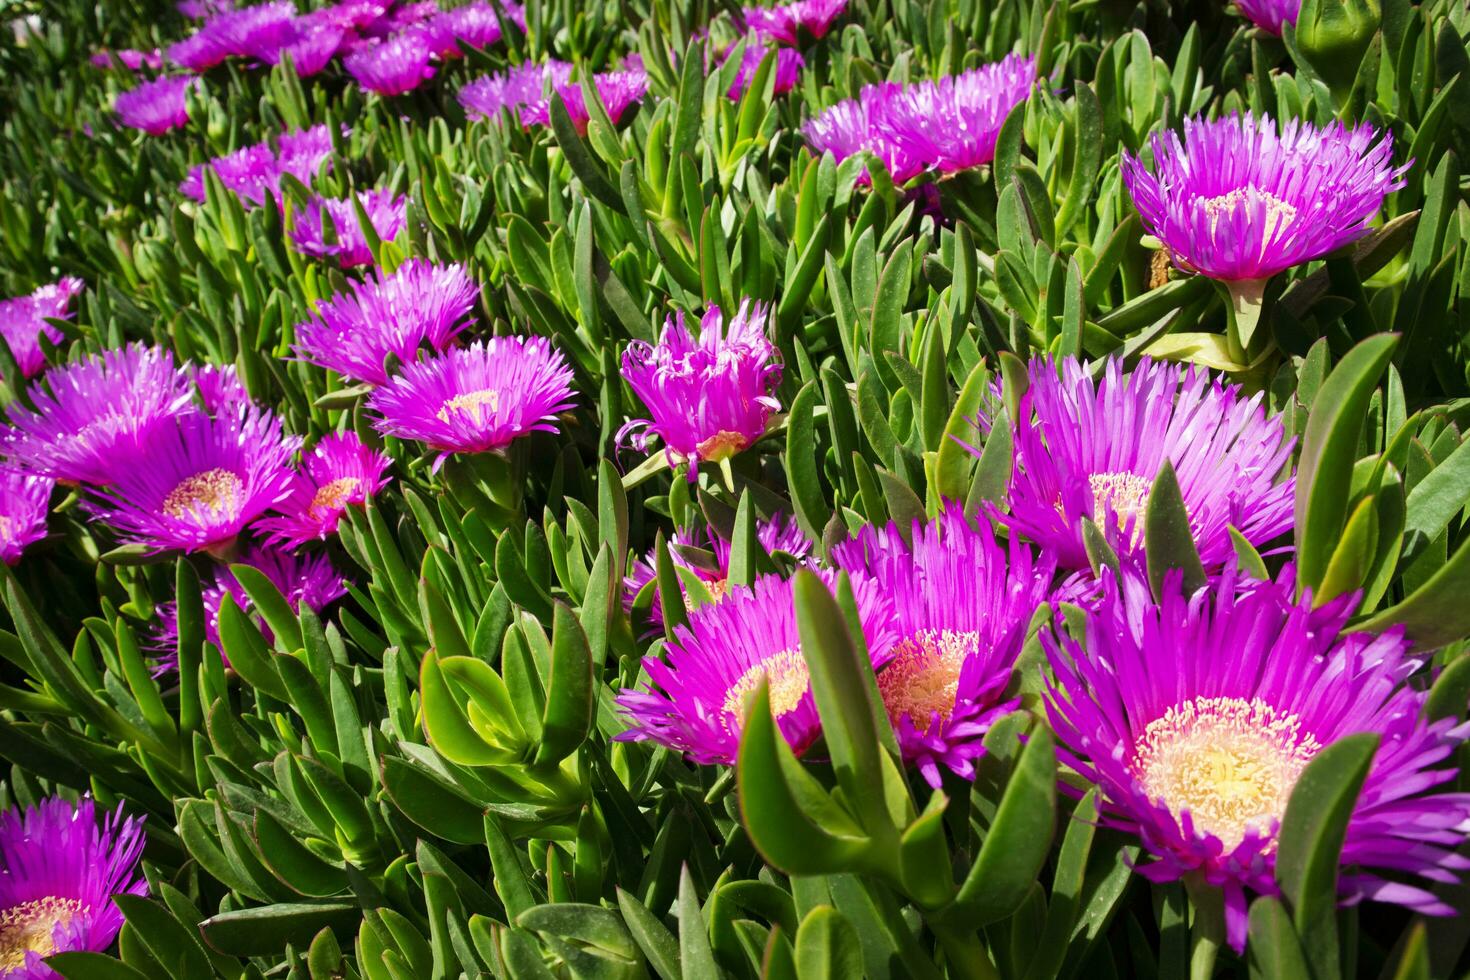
[163,468,243,520]
[877,629,976,732]
[683,577,730,611]
[1089,472,1151,545]
[1199,188,1298,239]
[437,389,500,425]
[695,430,749,463]
[1133,696,1321,849]
[309,477,362,518]
[722,648,810,733]
[0,896,85,970]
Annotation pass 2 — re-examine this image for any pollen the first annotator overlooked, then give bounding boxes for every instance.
[309,477,362,517]
[0,896,85,970]
[695,430,749,463]
[163,468,244,520]
[722,648,810,732]
[877,630,976,731]
[1089,471,1151,545]
[683,576,730,611]
[437,388,500,424]
[1200,187,1298,240]
[1132,696,1322,850]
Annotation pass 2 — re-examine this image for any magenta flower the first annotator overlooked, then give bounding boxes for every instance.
[0,469,53,566]
[1236,0,1300,35]
[0,344,195,486]
[269,20,348,75]
[0,797,147,979]
[802,85,917,181]
[188,362,252,413]
[1123,114,1407,285]
[256,431,391,546]
[294,258,477,385]
[832,508,1055,786]
[113,75,196,135]
[458,60,572,122]
[180,127,338,206]
[422,1,522,57]
[987,356,1294,572]
[368,338,575,462]
[343,29,436,95]
[91,406,299,553]
[741,0,846,44]
[275,124,336,183]
[90,47,164,71]
[1045,566,1470,952]
[0,277,83,380]
[520,67,648,132]
[624,512,812,629]
[618,300,781,477]
[290,189,407,267]
[722,41,803,100]
[616,571,895,765]
[168,1,297,69]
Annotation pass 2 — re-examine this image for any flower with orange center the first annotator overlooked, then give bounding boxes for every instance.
[258,431,390,547]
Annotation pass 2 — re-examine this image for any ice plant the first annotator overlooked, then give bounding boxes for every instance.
[0,469,53,566]
[1044,566,1470,951]
[987,356,1294,572]
[290,190,407,267]
[293,258,477,385]
[167,1,298,69]
[722,41,804,100]
[0,344,195,486]
[0,277,84,379]
[91,406,299,553]
[368,338,575,462]
[422,1,522,57]
[1234,0,1299,34]
[623,513,812,628]
[343,29,436,95]
[0,797,147,979]
[1122,113,1407,312]
[113,75,195,134]
[741,0,847,44]
[519,68,649,132]
[615,571,895,764]
[89,47,164,70]
[180,125,335,208]
[188,362,252,413]
[458,60,572,122]
[618,300,781,477]
[802,84,919,182]
[257,432,391,546]
[832,508,1055,786]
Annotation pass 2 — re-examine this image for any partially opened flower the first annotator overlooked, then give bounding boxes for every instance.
[0,797,147,979]
[257,431,391,546]
[294,258,477,385]
[0,277,83,379]
[0,469,53,565]
[987,356,1294,571]
[458,60,572,122]
[1123,113,1407,286]
[741,0,846,44]
[624,512,812,628]
[618,300,781,477]
[616,571,895,764]
[188,362,252,413]
[833,507,1054,786]
[290,190,407,267]
[179,143,279,207]
[1234,0,1299,34]
[343,29,436,95]
[0,344,195,486]
[114,75,196,134]
[1045,566,1470,952]
[368,338,575,461]
[722,41,803,100]
[91,406,299,553]
[520,68,648,132]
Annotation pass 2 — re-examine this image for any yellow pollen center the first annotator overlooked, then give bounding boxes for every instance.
[1199,188,1298,239]
[0,896,85,970]
[1089,472,1151,545]
[163,468,244,520]
[722,648,810,733]
[309,477,362,518]
[1133,696,1322,850]
[437,389,500,424]
[683,577,730,611]
[695,430,749,463]
[877,630,976,732]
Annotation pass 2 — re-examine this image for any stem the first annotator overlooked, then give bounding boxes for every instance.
[931,923,1001,980]
[1220,276,1270,365]
[1185,875,1226,980]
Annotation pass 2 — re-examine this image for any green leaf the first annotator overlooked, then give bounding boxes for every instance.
[616,888,682,980]
[1314,494,1378,606]
[794,907,864,980]
[48,954,154,980]
[1246,897,1311,980]
[935,361,990,501]
[786,381,832,538]
[216,593,289,701]
[112,895,214,980]
[199,903,360,957]
[1144,460,1206,600]
[420,650,511,767]
[679,866,720,980]
[1354,538,1470,649]
[535,601,594,766]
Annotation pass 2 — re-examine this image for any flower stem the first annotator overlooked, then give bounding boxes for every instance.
[1185,875,1226,980]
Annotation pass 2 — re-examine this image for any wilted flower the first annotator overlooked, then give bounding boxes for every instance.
[833,507,1054,786]
[91,406,299,553]
[520,67,648,132]
[290,189,407,267]
[343,29,436,95]
[0,469,53,566]
[624,512,812,628]
[618,300,781,477]
[0,277,83,379]
[0,344,195,486]
[0,797,147,979]
[89,47,164,71]
[294,258,477,385]
[987,356,1294,572]
[113,75,196,134]
[722,41,804,100]
[615,571,895,765]
[458,60,572,122]
[1123,113,1407,285]
[368,338,575,462]
[257,431,391,546]
[741,0,846,44]
[1045,566,1470,952]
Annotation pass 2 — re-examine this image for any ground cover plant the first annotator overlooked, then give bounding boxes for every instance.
[2,0,1470,975]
